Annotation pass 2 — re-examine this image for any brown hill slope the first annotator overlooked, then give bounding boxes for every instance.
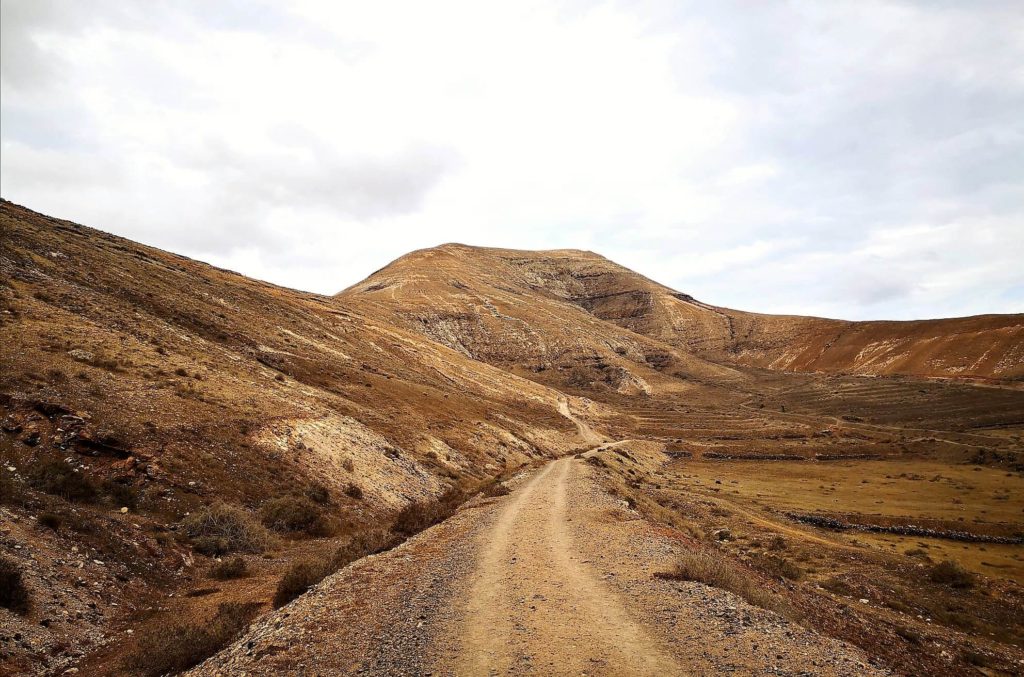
[344,244,1023,381]
[0,201,586,674]
[338,243,749,397]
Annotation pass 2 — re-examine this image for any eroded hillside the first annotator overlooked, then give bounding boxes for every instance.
[348,244,1023,381]
[1,202,1022,676]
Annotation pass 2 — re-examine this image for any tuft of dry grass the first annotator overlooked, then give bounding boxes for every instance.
[125,602,260,676]
[183,502,274,555]
[655,549,793,617]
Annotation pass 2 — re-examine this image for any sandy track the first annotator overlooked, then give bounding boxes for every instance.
[454,458,681,675]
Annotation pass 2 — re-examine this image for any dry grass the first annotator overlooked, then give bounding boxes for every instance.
[183,502,275,555]
[273,558,332,608]
[273,529,397,608]
[125,602,260,676]
[655,549,792,617]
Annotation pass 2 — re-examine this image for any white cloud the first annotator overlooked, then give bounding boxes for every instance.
[1,0,1022,320]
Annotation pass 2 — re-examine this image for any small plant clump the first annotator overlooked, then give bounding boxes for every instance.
[655,549,792,617]
[0,555,30,615]
[260,494,331,536]
[183,502,274,555]
[208,556,248,580]
[126,602,260,676]
[928,560,976,589]
[391,486,466,537]
[28,460,97,502]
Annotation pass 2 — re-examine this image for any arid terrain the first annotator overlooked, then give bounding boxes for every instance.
[2,200,1023,676]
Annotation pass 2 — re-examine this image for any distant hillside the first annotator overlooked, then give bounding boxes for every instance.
[342,243,1023,381]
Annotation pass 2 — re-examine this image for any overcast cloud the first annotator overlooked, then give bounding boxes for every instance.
[2,0,1022,319]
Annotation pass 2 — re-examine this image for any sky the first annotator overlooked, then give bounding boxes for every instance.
[2,0,1022,320]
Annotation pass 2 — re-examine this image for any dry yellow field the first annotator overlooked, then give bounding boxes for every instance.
[672,459,1024,580]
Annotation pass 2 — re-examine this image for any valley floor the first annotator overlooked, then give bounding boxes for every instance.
[189,457,886,676]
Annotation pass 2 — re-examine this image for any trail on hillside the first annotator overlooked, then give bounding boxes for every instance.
[558,397,604,445]
[453,458,681,675]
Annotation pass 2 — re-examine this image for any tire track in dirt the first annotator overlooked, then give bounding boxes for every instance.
[452,457,682,675]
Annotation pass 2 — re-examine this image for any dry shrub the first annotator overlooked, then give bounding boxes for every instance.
[208,556,248,580]
[126,602,259,676]
[655,549,792,616]
[183,502,274,555]
[344,483,364,500]
[260,495,331,536]
[480,481,511,498]
[38,512,63,531]
[305,482,332,504]
[0,556,30,615]
[392,487,465,537]
[273,558,333,608]
[754,553,804,581]
[928,560,975,589]
[29,460,97,502]
[273,529,398,608]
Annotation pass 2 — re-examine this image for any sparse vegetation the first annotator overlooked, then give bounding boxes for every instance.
[208,556,248,580]
[655,550,792,617]
[273,558,333,608]
[305,482,332,504]
[183,502,274,555]
[929,560,975,589]
[126,602,260,676]
[391,486,466,537]
[260,494,332,536]
[753,553,803,581]
[0,555,30,615]
[29,459,98,502]
[38,512,63,530]
[481,480,511,497]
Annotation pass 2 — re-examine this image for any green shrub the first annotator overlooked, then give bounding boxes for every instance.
[126,602,259,676]
[0,556,30,614]
[208,556,248,580]
[183,502,273,555]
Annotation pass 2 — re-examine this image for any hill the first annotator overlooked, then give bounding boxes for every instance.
[342,243,1023,382]
[1,201,1022,676]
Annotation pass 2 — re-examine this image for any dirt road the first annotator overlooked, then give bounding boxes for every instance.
[192,457,888,676]
[452,458,680,674]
